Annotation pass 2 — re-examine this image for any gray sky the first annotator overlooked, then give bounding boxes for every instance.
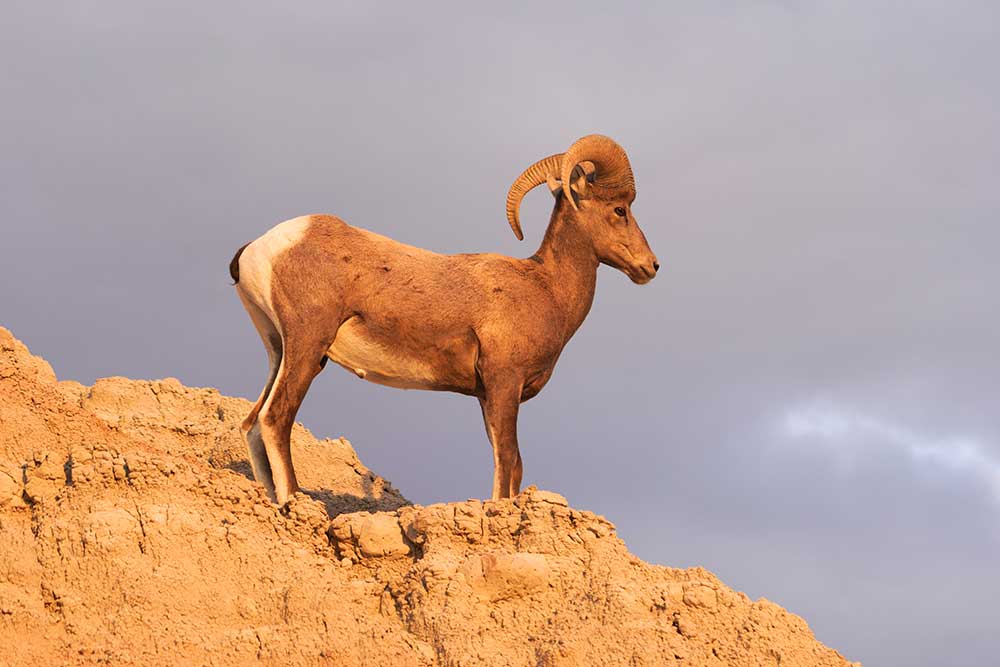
[3,2,998,664]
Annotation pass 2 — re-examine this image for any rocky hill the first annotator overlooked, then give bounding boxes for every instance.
[0,326,858,666]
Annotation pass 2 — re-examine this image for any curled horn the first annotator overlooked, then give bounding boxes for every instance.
[505,153,563,241]
[560,135,635,211]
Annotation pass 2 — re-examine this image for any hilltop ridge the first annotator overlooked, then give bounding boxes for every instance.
[0,326,858,666]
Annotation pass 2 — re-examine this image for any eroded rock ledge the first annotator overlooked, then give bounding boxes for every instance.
[0,326,858,666]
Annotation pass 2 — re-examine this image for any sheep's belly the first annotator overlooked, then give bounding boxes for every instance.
[325,319,477,393]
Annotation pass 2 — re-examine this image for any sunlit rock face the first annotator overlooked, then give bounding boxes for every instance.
[0,326,857,666]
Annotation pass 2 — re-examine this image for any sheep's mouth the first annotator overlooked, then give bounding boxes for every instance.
[604,245,654,284]
[631,265,656,284]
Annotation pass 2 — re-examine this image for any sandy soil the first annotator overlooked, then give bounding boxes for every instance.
[0,326,858,666]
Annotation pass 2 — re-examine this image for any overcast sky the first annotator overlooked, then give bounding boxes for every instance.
[3,2,998,664]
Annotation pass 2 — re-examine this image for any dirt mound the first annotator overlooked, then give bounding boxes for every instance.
[0,326,858,666]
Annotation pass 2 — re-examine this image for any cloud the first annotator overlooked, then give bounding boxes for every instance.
[778,402,1000,504]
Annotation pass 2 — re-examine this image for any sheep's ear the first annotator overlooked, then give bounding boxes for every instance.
[569,164,591,197]
[546,174,562,199]
[549,162,595,202]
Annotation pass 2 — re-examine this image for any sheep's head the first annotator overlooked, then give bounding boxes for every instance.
[505,135,659,284]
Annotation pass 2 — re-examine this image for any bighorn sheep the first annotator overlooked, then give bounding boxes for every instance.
[230,135,658,504]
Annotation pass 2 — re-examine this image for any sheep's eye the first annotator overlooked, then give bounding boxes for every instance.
[614,206,627,217]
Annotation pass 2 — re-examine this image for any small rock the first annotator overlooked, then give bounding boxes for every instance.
[586,520,613,539]
[683,584,718,610]
[529,490,568,507]
[675,614,698,637]
[0,469,22,504]
[356,513,410,558]
[461,552,549,602]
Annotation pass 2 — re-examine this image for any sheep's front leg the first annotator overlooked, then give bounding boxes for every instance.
[478,380,523,500]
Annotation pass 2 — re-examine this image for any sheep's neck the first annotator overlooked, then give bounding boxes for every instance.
[531,201,599,339]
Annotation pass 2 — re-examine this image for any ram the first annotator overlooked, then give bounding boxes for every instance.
[230,135,659,504]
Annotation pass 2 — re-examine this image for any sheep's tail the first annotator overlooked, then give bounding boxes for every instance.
[229,242,251,284]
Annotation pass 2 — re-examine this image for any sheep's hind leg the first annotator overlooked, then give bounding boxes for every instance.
[237,292,283,500]
[257,339,328,505]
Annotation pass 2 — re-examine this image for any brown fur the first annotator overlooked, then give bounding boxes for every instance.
[233,149,658,504]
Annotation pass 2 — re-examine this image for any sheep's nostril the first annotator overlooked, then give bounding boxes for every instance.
[652,261,660,272]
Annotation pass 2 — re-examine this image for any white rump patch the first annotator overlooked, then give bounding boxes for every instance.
[234,215,312,330]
